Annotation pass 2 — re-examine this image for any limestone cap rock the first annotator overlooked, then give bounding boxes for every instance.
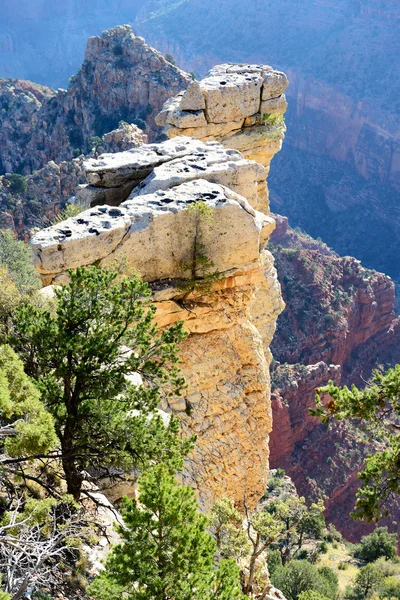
[156,64,289,169]
[31,180,274,285]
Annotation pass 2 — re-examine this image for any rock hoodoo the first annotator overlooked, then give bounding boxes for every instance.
[156,63,288,170]
[30,61,288,510]
[31,135,284,509]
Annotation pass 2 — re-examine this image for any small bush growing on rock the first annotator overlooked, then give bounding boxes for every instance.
[5,173,27,196]
[165,53,177,65]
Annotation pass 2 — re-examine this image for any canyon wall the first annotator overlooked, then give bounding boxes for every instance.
[0,26,190,176]
[268,220,400,539]
[30,66,287,508]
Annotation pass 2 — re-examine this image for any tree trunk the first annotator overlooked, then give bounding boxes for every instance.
[61,417,82,501]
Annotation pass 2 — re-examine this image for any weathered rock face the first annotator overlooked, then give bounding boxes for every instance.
[78,136,270,213]
[31,136,284,509]
[0,79,55,175]
[0,25,191,177]
[156,64,288,173]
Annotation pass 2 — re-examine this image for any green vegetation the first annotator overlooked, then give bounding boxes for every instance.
[4,173,27,196]
[271,560,338,600]
[352,527,397,563]
[9,266,188,501]
[164,53,177,66]
[178,201,220,300]
[0,230,40,294]
[0,344,56,461]
[262,113,285,128]
[89,464,243,600]
[210,471,326,596]
[312,364,400,521]
[51,202,85,224]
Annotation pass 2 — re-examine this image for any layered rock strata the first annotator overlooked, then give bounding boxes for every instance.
[30,136,284,509]
[78,136,269,213]
[156,64,288,171]
[268,219,400,539]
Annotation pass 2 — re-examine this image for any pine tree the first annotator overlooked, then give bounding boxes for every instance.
[89,464,244,600]
[0,344,57,462]
[311,364,400,521]
[9,266,189,500]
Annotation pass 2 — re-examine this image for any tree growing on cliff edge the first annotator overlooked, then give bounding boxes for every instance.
[88,463,244,600]
[311,365,400,521]
[9,266,191,501]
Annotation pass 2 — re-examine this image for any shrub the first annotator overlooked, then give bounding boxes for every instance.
[267,550,283,576]
[298,591,330,600]
[271,560,338,600]
[0,230,39,294]
[353,527,397,563]
[319,541,328,554]
[380,576,400,599]
[165,53,177,65]
[5,173,27,196]
[346,563,384,600]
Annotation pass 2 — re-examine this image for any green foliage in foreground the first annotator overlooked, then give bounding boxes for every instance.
[271,560,338,600]
[0,344,56,460]
[89,464,244,600]
[0,230,40,294]
[352,527,397,563]
[312,364,400,521]
[9,266,190,500]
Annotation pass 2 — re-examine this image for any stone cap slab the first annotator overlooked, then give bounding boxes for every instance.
[31,180,274,285]
[84,137,222,188]
[156,64,289,168]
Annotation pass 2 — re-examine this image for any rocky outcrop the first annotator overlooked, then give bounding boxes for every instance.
[0,79,55,174]
[0,122,147,237]
[0,25,191,176]
[75,135,270,212]
[269,362,341,471]
[156,64,288,172]
[132,0,400,287]
[30,135,284,509]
